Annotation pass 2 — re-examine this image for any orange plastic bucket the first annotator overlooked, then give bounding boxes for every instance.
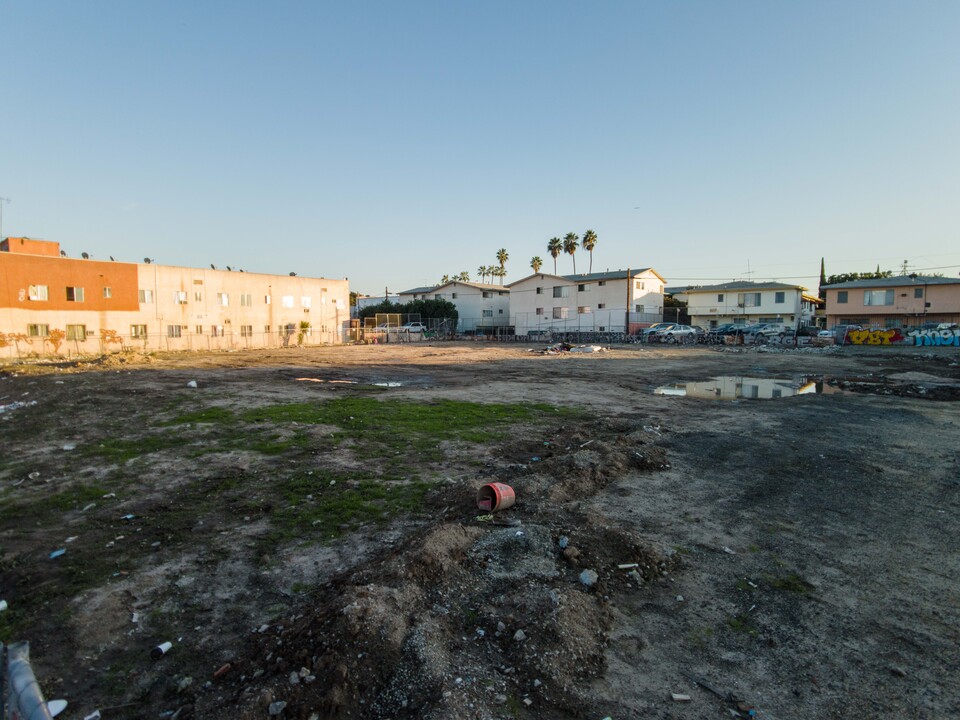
[476,482,516,512]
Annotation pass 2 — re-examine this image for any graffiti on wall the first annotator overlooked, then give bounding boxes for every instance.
[846,329,906,345]
[908,328,960,347]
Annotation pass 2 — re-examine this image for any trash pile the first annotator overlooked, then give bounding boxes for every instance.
[529,343,608,355]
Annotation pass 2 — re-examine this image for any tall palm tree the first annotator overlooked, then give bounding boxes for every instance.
[581,229,597,274]
[496,248,509,281]
[548,237,562,274]
[530,256,543,273]
[441,274,450,284]
[458,271,470,282]
[563,232,579,274]
[478,265,488,283]
[493,266,507,285]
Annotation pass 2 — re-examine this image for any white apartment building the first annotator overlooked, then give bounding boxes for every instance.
[508,269,665,336]
[680,281,816,328]
[398,281,509,333]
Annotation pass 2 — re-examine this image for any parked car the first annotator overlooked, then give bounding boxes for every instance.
[796,326,820,337]
[640,322,675,338]
[650,324,699,342]
[400,322,428,333]
[751,322,790,337]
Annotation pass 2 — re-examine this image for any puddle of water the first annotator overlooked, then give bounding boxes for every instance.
[296,377,405,388]
[653,376,836,400]
[372,382,404,387]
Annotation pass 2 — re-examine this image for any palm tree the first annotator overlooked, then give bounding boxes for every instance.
[458,271,470,282]
[478,265,488,283]
[563,232,579,274]
[530,256,543,273]
[582,229,597,274]
[548,237,563,274]
[496,248,509,282]
[492,266,506,286]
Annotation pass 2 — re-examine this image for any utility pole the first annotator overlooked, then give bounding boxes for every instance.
[901,259,909,275]
[0,197,10,240]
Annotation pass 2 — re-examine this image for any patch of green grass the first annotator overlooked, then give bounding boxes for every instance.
[727,614,758,635]
[764,572,814,593]
[686,626,715,649]
[164,406,235,425]
[82,433,186,463]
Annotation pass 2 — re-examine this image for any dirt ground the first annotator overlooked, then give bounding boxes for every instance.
[1,342,958,720]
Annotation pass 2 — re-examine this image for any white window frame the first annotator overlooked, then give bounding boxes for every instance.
[28,284,49,301]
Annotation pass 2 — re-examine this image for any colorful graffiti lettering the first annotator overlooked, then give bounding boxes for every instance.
[908,328,960,347]
[846,329,905,345]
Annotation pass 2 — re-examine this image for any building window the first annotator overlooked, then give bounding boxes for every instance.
[864,289,894,306]
[66,325,87,341]
[282,295,294,308]
[536,287,543,295]
[535,307,544,315]
[598,281,606,286]
[138,289,153,303]
[598,303,606,309]
[264,325,271,334]
[482,291,492,298]
[435,294,443,300]
[738,292,761,307]
[241,325,253,337]
[265,294,271,305]
[837,291,848,304]
[217,292,229,306]
[578,284,589,292]
[498,308,504,314]
[452,293,458,299]
[553,307,569,319]
[194,325,203,335]
[193,279,203,285]
[28,284,49,301]
[211,325,224,337]
[239,293,252,307]
[914,287,924,298]
[775,292,785,303]
[718,293,724,302]
[28,324,50,337]
[578,306,591,314]
[635,281,644,290]
[131,325,147,339]
[482,309,493,317]
[167,325,182,338]
[301,296,311,308]
[193,291,202,302]
[552,286,569,298]
[103,287,112,299]
[174,290,188,304]
[636,304,644,313]
[66,286,85,302]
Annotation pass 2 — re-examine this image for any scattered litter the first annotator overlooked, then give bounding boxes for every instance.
[558,536,569,549]
[617,563,638,569]
[131,612,139,624]
[82,503,96,512]
[890,666,908,678]
[186,380,198,388]
[723,546,736,554]
[0,400,38,414]
[62,444,76,451]
[476,482,516,512]
[0,599,7,612]
[676,595,685,602]
[151,641,173,660]
[102,493,115,498]
[28,471,41,480]
[65,536,79,543]
[121,514,136,520]
[748,604,756,612]
[530,456,541,462]
[580,439,595,448]
[83,711,101,720]
[49,549,66,559]
[475,514,493,523]
[579,569,599,587]
[671,693,691,702]
[213,663,232,679]
[268,701,288,717]
[513,630,527,642]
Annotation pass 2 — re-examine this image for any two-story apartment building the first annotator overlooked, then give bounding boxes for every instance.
[0,237,349,357]
[398,281,509,333]
[822,275,960,328]
[507,269,665,336]
[682,281,815,329]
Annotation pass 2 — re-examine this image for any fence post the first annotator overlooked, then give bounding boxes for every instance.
[5,641,55,720]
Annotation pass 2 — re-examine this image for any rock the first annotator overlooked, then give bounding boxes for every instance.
[289,671,299,685]
[890,666,908,678]
[558,536,569,549]
[513,629,527,642]
[177,676,193,692]
[494,694,507,704]
[671,693,691,702]
[523,697,533,706]
[676,595,684,602]
[496,621,506,633]
[268,700,287,716]
[562,547,581,564]
[186,380,198,388]
[579,569,599,587]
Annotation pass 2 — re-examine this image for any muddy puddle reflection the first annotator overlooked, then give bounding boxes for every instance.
[654,376,840,400]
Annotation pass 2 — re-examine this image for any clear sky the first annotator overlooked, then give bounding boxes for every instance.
[2,1,958,294]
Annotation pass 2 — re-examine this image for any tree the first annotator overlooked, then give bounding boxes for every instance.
[458,271,470,282]
[477,265,488,283]
[496,248,509,285]
[563,232,579,274]
[818,258,827,301]
[582,229,598,274]
[548,237,562,274]
[530,256,543,273]
[826,269,893,285]
[490,267,505,285]
[441,274,451,284]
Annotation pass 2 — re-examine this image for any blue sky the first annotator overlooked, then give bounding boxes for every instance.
[2,1,957,294]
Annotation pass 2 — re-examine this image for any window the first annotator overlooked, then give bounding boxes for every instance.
[241,325,253,337]
[498,309,504,314]
[552,286,569,298]
[635,281,645,290]
[598,303,606,309]
[282,295,294,308]
[536,287,543,295]
[173,291,188,304]
[131,325,147,339]
[66,325,87,341]
[264,325,271,334]
[195,325,204,335]
[482,309,493,317]
[598,281,606,286]
[28,284,49,301]
[578,306,592,314]
[482,291,492,299]
[914,288,924,298]
[217,292,229,306]
[718,294,724,302]
[635,304,644,313]
[775,292,785,304]
[837,291,848,304]
[452,293,458,299]
[535,307,544,315]
[193,279,203,285]
[737,292,761,307]
[301,296,311,308]
[138,289,153,303]
[103,287,112,299]
[28,324,50,337]
[66,286,85,302]
[265,294,272,305]
[498,291,505,296]
[436,294,443,300]
[167,325,182,338]
[553,307,569,319]
[578,284,589,292]
[864,289,894,306]
[211,325,224,337]
[194,291,203,302]
[239,293,252,307]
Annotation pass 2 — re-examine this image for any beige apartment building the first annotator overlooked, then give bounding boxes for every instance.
[0,237,349,357]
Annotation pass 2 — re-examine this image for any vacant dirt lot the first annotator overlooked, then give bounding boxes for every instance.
[1,342,958,720]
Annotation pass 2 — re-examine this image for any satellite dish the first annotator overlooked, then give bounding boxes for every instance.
[289,272,297,276]
[143,257,152,264]
[110,256,115,261]
[81,252,89,259]
[60,250,66,257]
[226,266,232,271]
[210,264,216,269]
